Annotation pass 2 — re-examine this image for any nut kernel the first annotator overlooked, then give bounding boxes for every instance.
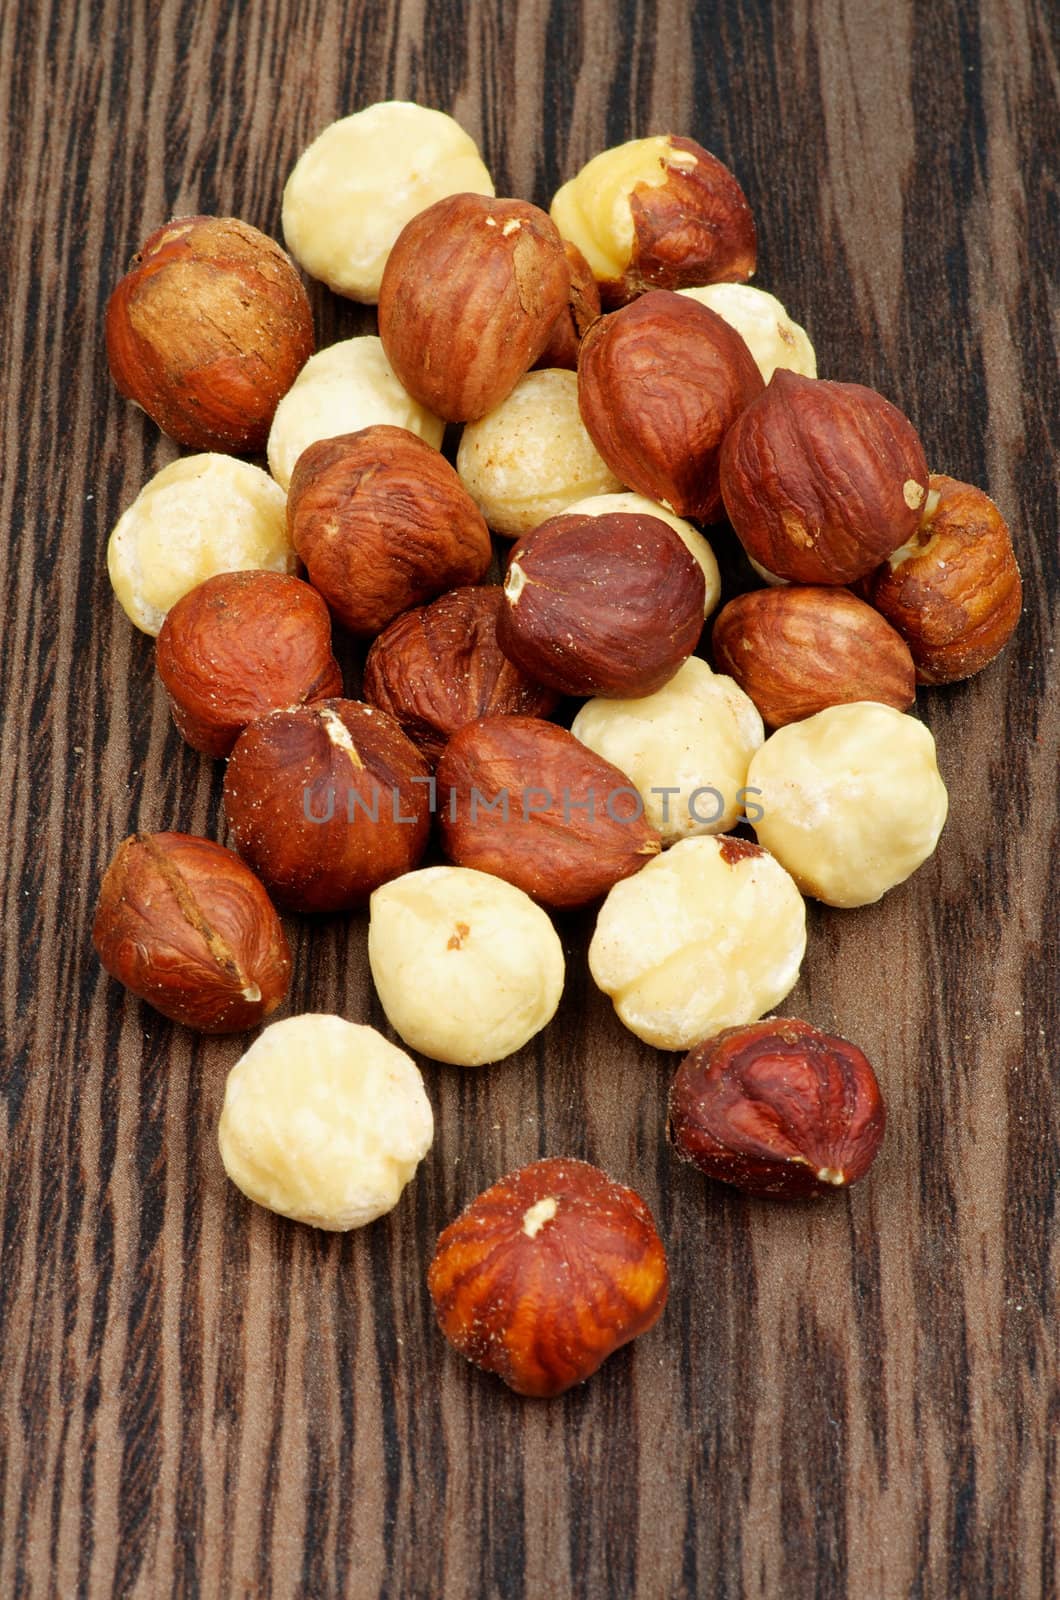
[678,282,816,384]
[564,491,721,617]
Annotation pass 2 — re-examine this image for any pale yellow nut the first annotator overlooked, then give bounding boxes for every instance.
[563,491,721,617]
[368,866,565,1067]
[747,701,949,907]
[571,657,764,844]
[589,835,806,1051]
[550,135,693,282]
[107,454,292,636]
[678,283,817,384]
[282,102,494,302]
[218,1014,433,1230]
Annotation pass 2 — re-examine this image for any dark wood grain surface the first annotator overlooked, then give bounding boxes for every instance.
[2,1,1058,1595]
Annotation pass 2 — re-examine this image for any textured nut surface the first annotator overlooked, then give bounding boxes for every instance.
[564,491,721,617]
[747,701,948,907]
[427,1157,669,1396]
[107,455,292,636]
[589,835,807,1051]
[218,1014,433,1230]
[578,290,764,522]
[105,215,314,453]
[550,135,755,307]
[287,426,492,636]
[266,336,444,490]
[156,570,343,756]
[282,102,493,301]
[455,369,621,538]
[678,282,816,383]
[571,657,764,843]
[92,831,290,1033]
[368,866,565,1066]
[668,1019,886,1198]
[533,241,602,370]
[711,586,916,727]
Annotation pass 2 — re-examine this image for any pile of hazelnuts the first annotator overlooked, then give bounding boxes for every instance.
[92,104,1021,1398]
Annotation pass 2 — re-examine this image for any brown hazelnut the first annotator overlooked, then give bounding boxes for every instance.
[105,215,314,453]
[719,370,930,584]
[286,426,492,637]
[668,1018,886,1198]
[577,290,763,521]
[427,1157,669,1397]
[223,700,431,912]
[533,241,602,370]
[92,832,291,1033]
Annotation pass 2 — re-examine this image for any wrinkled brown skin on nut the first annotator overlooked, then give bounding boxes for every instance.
[533,241,602,370]
[427,1157,669,1397]
[223,700,431,913]
[105,215,314,452]
[362,587,559,764]
[668,1018,886,1199]
[859,474,1023,684]
[577,291,764,521]
[496,511,705,698]
[287,425,493,637]
[437,715,662,909]
[92,832,291,1033]
[711,585,916,727]
[156,571,343,757]
[377,194,571,421]
[719,369,930,584]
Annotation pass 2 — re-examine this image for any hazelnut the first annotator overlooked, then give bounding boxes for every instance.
[719,370,930,583]
[362,587,558,764]
[550,135,755,307]
[496,512,705,698]
[92,831,290,1033]
[105,215,314,453]
[287,426,492,637]
[223,699,432,912]
[577,290,764,522]
[747,701,949,907]
[711,586,916,727]
[427,1157,669,1397]
[281,102,494,302]
[455,368,621,538]
[156,570,343,757]
[563,491,721,617]
[533,241,602,370]
[266,336,444,492]
[678,283,816,383]
[107,455,293,636]
[570,657,764,844]
[368,866,565,1066]
[860,475,1022,684]
[589,835,807,1051]
[377,193,570,422]
[218,1014,433,1229]
[436,715,662,910]
[668,1019,886,1198]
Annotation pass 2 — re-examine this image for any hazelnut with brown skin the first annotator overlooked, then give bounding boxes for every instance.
[533,241,602,370]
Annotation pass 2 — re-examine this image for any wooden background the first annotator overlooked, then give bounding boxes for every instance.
[1,0,1057,1595]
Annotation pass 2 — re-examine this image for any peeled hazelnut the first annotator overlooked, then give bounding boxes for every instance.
[428,1157,669,1397]
[533,241,602,370]
[377,193,570,422]
[860,475,1022,684]
[93,832,290,1033]
[577,290,764,522]
[668,1019,886,1198]
[564,491,721,617]
[105,216,314,453]
[550,135,755,308]
[223,700,431,912]
[720,370,930,584]
[436,715,662,910]
[678,283,816,383]
[497,512,705,698]
[712,586,916,727]
[362,587,558,764]
[156,570,343,757]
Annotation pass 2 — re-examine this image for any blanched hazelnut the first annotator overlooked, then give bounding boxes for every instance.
[747,701,949,907]
[571,657,764,844]
[218,1014,433,1230]
[368,866,565,1066]
[678,283,816,384]
[564,491,721,617]
[588,836,806,1051]
[107,455,293,636]
[266,336,444,491]
[282,102,494,302]
[455,369,621,538]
